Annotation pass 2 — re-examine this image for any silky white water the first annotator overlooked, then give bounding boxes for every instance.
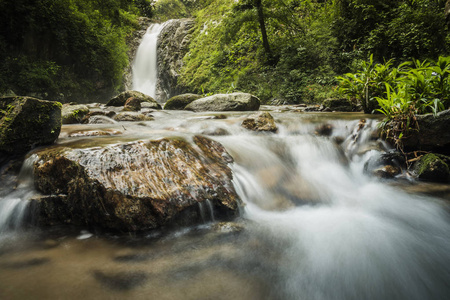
[132,23,163,98]
[0,110,449,299]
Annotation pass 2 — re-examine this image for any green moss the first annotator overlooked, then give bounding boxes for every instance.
[414,153,450,183]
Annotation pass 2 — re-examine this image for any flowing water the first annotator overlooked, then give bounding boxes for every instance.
[0,108,449,299]
[132,23,164,98]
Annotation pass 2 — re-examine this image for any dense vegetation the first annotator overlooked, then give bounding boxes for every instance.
[0,0,152,102]
[1,0,449,107]
[154,0,450,105]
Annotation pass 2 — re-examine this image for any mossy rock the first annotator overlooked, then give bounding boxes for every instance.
[241,112,278,133]
[322,98,354,112]
[163,94,202,110]
[412,153,450,183]
[62,104,90,124]
[0,96,62,154]
[185,93,260,112]
[107,91,161,109]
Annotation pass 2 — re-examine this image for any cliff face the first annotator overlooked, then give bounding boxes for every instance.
[156,19,195,101]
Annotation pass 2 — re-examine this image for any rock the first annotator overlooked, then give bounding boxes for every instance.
[201,128,230,136]
[241,112,278,133]
[163,94,202,110]
[156,19,195,101]
[81,111,116,123]
[113,112,153,122]
[84,115,117,124]
[62,104,89,124]
[322,98,354,112]
[315,123,333,136]
[364,151,406,178]
[185,93,260,112]
[122,97,141,112]
[401,109,450,155]
[0,96,61,155]
[412,153,450,183]
[107,91,161,109]
[373,165,401,179]
[304,105,321,112]
[32,136,241,231]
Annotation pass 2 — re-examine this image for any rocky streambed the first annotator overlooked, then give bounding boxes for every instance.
[1,95,450,300]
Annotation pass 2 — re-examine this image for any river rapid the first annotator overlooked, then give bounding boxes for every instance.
[0,107,449,300]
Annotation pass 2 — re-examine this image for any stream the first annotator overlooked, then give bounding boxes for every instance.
[0,107,449,299]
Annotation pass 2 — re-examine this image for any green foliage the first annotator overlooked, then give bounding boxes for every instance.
[338,54,450,149]
[0,0,147,102]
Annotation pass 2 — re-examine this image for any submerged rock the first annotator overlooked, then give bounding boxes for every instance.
[241,112,278,133]
[0,96,61,155]
[163,94,202,110]
[412,153,450,183]
[32,136,241,231]
[185,93,260,112]
[107,91,161,109]
[62,104,89,124]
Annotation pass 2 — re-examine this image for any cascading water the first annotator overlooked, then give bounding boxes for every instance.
[0,109,449,299]
[0,155,37,238]
[132,23,163,98]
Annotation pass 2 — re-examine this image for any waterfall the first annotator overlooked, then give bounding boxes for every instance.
[132,23,163,98]
[0,155,38,237]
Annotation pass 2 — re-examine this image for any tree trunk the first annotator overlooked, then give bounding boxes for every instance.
[255,0,271,56]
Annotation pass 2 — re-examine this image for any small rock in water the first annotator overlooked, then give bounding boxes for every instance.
[241,112,278,133]
[373,165,401,179]
[315,123,333,136]
[77,230,93,240]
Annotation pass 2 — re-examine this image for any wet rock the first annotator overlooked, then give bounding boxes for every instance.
[401,109,450,155]
[201,127,230,136]
[241,112,278,133]
[157,19,195,101]
[163,93,202,110]
[212,222,245,233]
[61,104,89,124]
[93,270,147,291]
[304,105,321,112]
[84,115,117,124]
[315,123,333,136]
[0,96,61,155]
[373,165,401,179]
[32,136,241,231]
[322,98,354,112]
[107,91,161,109]
[412,153,450,183]
[81,111,116,123]
[364,151,406,178]
[122,97,141,112]
[67,130,122,137]
[113,112,153,122]
[185,93,260,112]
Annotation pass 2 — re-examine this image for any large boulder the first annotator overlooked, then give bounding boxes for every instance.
[62,104,90,124]
[163,94,202,110]
[185,93,260,112]
[107,91,161,109]
[156,19,195,101]
[241,112,278,133]
[31,136,241,231]
[402,109,450,155]
[0,96,61,155]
